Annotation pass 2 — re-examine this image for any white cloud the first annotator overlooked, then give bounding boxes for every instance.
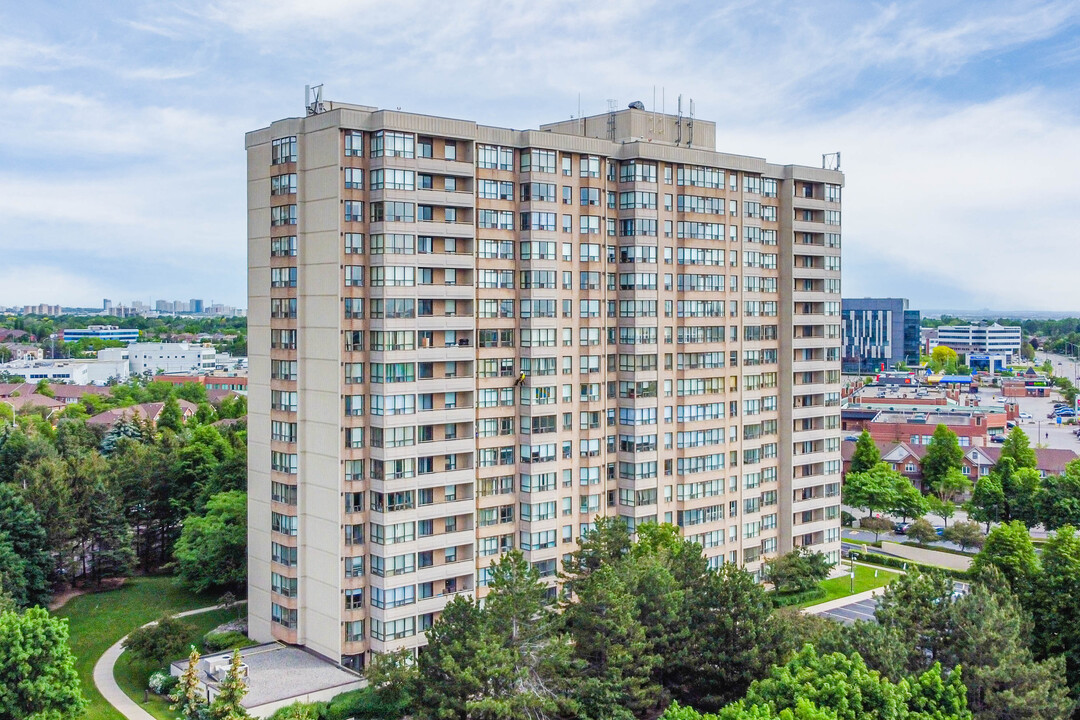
[720,90,1080,310]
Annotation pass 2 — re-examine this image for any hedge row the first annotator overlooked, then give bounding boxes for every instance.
[849,550,971,581]
[770,587,827,608]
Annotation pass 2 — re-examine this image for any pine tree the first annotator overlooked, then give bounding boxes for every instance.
[1030,525,1080,700]
[851,430,882,473]
[0,606,87,719]
[157,395,184,433]
[0,484,53,607]
[86,479,135,586]
[169,648,207,720]
[564,564,660,720]
[209,649,249,719]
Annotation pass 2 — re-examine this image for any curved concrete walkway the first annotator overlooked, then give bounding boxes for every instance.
[93,601,247,720]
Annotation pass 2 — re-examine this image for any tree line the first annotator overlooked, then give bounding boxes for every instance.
[259,518,1077,720]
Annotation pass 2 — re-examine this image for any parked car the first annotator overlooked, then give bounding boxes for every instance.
[934,526,946,537]
[894,522,912,535]
[1019,412,1033,420]
[991,435,1006,443]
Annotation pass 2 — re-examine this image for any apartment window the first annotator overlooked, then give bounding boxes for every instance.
[271,235,297,257]
[371,130,414,158]
[272,542,297,567]
[344,130,363,157]
[270,205,296,226]
[271,136,297,164]
[370,168,415,190]
[271,603,297,629]
[343,167,363,189]
[271,173,297,195]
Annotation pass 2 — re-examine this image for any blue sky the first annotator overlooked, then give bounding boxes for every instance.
[1,0,1079,311]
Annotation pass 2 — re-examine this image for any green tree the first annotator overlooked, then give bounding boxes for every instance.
[411,596,487,719]
[84,479,135,586]
[1021,342,1036,362]
[209,649,249,719]
[942,521,984,552]
[743,645,968,720]
[1030,525,1080,701]
[875,569,955,673]
[122,615,195,667]
[478,550,576,720]
[561,516,631,581]
[762,548,833,594]
[922,425,964,496]
[933,467,972,504]
[843,462,902,515]
[907,518,940,545]
[967,475,1005,532]
[890,480,929,522]
[157,395,184,433]
[173,490,247,592]
[999,426,1037,470]
[971,521,1038,597]
[859,516,894,542]
[0,606,87,720]
[0,484,53,607]
[850,430,881,474]
[932,345,959,367]
[565,564,659,720]
[939,577,1072,720]
[1039,460,1080,530]
[925,496,955,528]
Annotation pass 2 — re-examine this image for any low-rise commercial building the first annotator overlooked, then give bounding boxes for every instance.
[931,323,1022,362]
[60,325,141,344]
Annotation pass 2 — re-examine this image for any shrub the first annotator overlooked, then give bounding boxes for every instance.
[148,670,179,695]
[849,549,970,580]
[770,587,827,607]
[324,686,409,720]
[203,630,251,652]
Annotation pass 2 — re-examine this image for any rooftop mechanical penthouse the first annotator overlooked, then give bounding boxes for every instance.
[246,98,844,670]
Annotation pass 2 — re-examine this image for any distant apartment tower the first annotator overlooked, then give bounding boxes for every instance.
[841,298,920,372]
[247,100,844,670]
[191,299,205,314]
[933,323,1022,361]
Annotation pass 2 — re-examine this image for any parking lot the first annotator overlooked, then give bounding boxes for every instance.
[818,597,879,625]
[987,386,1079,451]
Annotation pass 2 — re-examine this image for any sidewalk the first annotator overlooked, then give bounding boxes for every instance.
[93,601,247,720]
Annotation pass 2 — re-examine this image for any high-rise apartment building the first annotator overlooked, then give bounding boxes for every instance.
[247,100,844,671]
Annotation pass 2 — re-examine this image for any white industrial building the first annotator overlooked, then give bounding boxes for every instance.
[128,342,216,376]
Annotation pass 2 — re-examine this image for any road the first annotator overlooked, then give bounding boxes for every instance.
[93,601,246,720]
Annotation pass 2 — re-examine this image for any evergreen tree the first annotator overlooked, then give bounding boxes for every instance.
[564,564,660,720]
[1031,525,1080,701]
[0,606,87,719]
[0,484,53,607]
[85,479,135,585]
[169,648,207,720]
[157,395,184,433]
[922,424,964,495]
[850,430,881,474]
[209,649,250,719]
[942,580,1072,720]
[971,521,1039,597]
[411,595,489,719]
[561,516,631,582]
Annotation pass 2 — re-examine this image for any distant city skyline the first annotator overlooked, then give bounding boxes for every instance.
[2,2,1080,310]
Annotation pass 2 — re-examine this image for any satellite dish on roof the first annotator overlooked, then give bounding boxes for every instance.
[628,101,645,110]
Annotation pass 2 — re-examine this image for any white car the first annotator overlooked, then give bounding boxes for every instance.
[1019,412,1032,420]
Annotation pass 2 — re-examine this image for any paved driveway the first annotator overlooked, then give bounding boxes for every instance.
[819,597,879,625]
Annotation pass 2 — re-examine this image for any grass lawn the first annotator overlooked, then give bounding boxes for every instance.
[113,607,238,720]
[54,575,223,720]
[798,564,901,608]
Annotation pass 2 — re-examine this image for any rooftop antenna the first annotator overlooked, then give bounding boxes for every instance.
[687,98,695,147]
[675,94,683,145]
[823,152,841,171]
[607,98,618,140]
[305,84,326,116]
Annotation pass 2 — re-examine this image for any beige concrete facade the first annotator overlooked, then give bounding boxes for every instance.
[246,102,844,670]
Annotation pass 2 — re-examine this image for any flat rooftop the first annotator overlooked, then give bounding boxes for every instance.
[171,643,361,709]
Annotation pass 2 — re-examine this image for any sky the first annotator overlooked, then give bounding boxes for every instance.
[1,0,1079,311]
